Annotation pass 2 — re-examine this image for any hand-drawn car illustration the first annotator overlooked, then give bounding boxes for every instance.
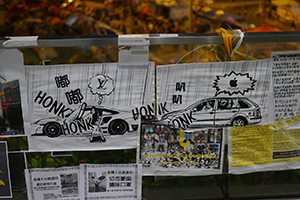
[161,97,262,129]
[32,103,138,137]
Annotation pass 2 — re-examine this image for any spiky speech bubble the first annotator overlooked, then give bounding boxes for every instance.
[213,71,256,96]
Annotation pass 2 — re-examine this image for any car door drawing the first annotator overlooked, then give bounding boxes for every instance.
[214,98,239,126]
[189,99,216,128]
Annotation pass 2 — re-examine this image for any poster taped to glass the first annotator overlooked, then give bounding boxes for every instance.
[26,63,153,151]
[80,164,142,200]
[0,49,28,136]
[25,166,80,200]
[138,115,224,176]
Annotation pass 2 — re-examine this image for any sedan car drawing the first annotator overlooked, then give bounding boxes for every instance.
[161,97,262,129]
[32,102,138,137]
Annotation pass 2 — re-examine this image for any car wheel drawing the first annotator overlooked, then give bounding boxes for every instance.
[108,119,128,135]
[231,117,247,127]
[43,122,62,137]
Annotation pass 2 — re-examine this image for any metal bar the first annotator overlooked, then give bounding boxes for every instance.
[37,36,119,47]
[1,32,300,48]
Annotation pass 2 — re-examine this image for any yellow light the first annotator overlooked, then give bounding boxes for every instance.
[215,10,225,16]
[68,0,73,2]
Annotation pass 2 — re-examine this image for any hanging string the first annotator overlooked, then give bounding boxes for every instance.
[174,27,250,64]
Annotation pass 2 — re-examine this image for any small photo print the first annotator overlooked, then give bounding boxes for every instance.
[88,172,106,193]
[60,173,79,195]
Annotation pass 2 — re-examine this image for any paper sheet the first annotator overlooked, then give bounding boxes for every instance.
[26,63,154,151]
[25,166,80,200]
[79,164,142,200]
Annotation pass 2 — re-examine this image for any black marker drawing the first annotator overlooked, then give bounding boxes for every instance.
[84,106,106,143]
[213,71,257,96]
[55,75,70,88]
[32,102,138,139]
[65,88,84,105]
[161,97,262,129]
[31,71,138,143]
[27,63,153,151]
[88,74,115,105]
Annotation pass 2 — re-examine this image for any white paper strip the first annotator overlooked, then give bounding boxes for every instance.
[118,34,149,46]
[3,36,38,48]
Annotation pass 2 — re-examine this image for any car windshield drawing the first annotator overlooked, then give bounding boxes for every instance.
[161,97,262,129]
[32,103,138,137]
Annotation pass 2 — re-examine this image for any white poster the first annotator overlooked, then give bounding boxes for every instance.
[26,63,153,151]
[25,166,80,200]
[272,50,300,122]
[140,59,273,175]
[80,164,142,200]
[155,59,273,127]
[0,49,28,136]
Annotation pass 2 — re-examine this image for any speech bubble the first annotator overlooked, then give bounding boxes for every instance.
[213,71,256,96]
[88,74,115,105]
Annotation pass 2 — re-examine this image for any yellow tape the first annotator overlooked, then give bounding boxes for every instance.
[216,28,232,57]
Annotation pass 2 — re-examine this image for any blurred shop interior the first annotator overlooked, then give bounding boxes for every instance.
[1,0,300,65]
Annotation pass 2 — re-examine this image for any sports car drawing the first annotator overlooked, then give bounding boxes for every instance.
[32,102,138,137]
[161,97,262,129]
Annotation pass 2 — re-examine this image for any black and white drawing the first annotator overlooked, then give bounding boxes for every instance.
[88,74,115,105]
[159,69,262,130]
[32,102,138,140]
[213,71,257,96]
[156,60,273,128]
[27,63,154,151]
[161,97,262,129]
